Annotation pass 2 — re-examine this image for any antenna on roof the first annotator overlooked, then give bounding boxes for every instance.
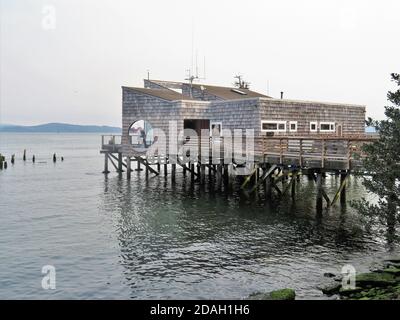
[234,75,250,89]
[147,69,150,80]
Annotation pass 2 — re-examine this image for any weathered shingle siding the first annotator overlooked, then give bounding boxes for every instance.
[122,87,182,155]
[258,99,366,136]
[208,99,259,133]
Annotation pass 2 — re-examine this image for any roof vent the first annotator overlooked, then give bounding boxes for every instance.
[231,88,247,95]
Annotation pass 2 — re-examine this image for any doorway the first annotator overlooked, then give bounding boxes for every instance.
[184,119,210,137]
[337,124,343,137]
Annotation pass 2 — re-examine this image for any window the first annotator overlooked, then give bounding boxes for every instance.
[210,121,222,137]
[320,122,335,132]
[261,121,286,132]
[310,122,318,132]
[289,121,297,132]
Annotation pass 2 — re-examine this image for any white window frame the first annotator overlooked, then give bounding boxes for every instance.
[320,122,335,133]
[210,121,223,137]
[289,121,298,132]
[261,120,287,132]
[310,121,318,132]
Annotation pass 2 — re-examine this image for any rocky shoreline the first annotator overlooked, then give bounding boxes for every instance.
[246,258,400,300]
[320,258,400,300]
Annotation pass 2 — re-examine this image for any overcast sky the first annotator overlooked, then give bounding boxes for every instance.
[0,0,399,126]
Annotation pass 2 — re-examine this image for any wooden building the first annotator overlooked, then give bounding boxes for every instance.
[121,79,366,157]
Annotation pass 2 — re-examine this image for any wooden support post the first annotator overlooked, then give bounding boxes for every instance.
[340,172,347,204]
[171,163,176,183]
[265,175,272,198]
[216,164,222,188]
[316,172,323,215]
[164,163,168,176]
[157,157,161,173]
[145,158,149,178]
[115,153,122,173]
[183,163,187,177]
[291,172,296,200]
[200,165,205,184]
[126,157,131,179]
[103,153,110,174]
[299,139,303,167]
[191,163,195,182]
[223,164,229,186]
[321,139,326,168]
[136,160,143,171]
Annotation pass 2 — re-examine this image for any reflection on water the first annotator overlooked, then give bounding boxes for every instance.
[0,133,398,299]
[101,169,395,299]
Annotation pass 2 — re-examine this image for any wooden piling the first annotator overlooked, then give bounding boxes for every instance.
[23,150,26,161]
[118,153,123,173]
[135,160,143,171]
[223,164,229,186]
[11,154,15,164]
[316,172,323,215]
[171,163,176,182]
[200,164,206,184]
[126,157,131,179]
[189,163,194,182]
[183,163,187,177]
[340,172,347,204]
[103,153,110,174]
[291,172,296,199]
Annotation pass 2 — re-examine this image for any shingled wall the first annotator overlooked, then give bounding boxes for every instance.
[258,99,366,136]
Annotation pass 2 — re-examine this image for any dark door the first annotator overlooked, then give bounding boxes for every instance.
[184,119,210,137]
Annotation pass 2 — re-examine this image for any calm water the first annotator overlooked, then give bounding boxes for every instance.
[0,133,398,300]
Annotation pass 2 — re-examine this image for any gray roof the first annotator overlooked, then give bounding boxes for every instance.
[189,83,271,100]
[123,87,194,101]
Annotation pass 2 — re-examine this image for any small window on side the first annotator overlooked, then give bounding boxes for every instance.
[310,122,318,132]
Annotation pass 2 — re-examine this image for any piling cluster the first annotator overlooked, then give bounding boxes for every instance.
[0,151,64,170]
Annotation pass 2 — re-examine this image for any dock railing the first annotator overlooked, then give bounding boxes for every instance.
[102,134,378,170]
[101,135,122,153]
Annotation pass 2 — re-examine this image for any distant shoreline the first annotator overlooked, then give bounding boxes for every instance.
[0,123,121,133]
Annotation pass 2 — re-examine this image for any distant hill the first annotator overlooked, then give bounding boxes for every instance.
[0,123,121,133]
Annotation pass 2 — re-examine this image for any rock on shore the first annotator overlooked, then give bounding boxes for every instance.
[320,259,400,300]
[247,288,296,300]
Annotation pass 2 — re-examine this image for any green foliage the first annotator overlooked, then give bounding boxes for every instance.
[352,73,400,233]
[269,288,296,300]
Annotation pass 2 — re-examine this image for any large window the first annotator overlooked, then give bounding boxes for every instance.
[320,122,335,132]
[261,121,286,132]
